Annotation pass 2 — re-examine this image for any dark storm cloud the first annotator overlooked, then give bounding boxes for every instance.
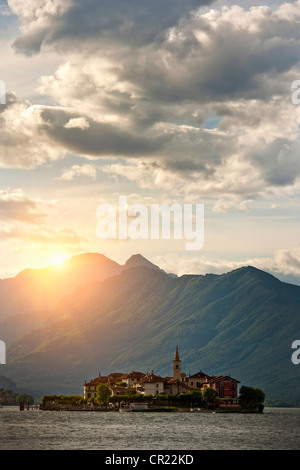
[116,11,300,105]
[39,107,164,157]
[251,138,300,186]
[5,1,300,196]
[37,106,233,174]
[9,0,215,55]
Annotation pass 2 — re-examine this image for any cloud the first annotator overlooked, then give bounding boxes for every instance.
[272,246,300,278]
[8,0,215,54]
[250,138,300,186]
[21,226,87,247]
[64,117,90,130]
[4,1,300,200]
[0,94,164,168]
[76,3,300,108]
[0,225,87,248]
[100,153,267,200]
[57,163,97,181]
[36,2,300,125]
[0,92,66,168]
[0,188,48,224]
[155,245,300,283]
[38,106,164,158]
[212,198,253,213]
[0,188,87,253]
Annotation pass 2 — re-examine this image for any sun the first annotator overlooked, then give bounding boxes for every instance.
[51,253,67,266]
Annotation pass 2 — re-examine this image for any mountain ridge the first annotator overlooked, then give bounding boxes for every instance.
[0,252,174,345]
[0,255,299,405]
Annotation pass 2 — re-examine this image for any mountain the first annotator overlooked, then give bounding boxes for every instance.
[0,252,121,319]
[1,255,299,405]
[0,253,173,346]
[0,375,19,392]
[124,254,177,278]
[0,253,122,346]
[0,375,32,395]
[124,253,161,270]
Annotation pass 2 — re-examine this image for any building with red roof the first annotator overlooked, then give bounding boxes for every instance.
[121,371,146,388]
[83,347,241,400]
[205,375,240,399]
[136,371,166,396]
[187,370,212,389]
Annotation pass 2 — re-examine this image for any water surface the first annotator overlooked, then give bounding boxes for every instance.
[0,407,299,450]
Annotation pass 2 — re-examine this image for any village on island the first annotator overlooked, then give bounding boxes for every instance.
[40,347,265,413]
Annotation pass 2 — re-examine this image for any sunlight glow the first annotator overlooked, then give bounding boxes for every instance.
[51,253,67,266]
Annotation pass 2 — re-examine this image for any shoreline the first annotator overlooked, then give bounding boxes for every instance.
[37,405,264,414]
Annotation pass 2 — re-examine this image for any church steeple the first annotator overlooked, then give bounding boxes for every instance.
[173,345,181,381]
[174,345,180,361]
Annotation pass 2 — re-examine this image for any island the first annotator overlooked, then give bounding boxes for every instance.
[40,347,265,413]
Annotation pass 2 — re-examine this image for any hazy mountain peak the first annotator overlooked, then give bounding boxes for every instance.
[124,254,178,278]
[231,265,281,283]
[124,254,160,270]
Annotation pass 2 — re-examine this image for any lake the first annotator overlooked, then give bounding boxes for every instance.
[0,407,299,450]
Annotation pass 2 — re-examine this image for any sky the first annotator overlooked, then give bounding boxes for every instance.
[1,0,300,283]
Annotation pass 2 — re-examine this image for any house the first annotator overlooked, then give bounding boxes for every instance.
[108,372,125,382]
[136,372,166,396]
[121,371,145,387]
[187,370,212,389]
[204,375,240,399]
[0,395,14,404]
[83,347,241,401]
[83,372,124,399]
[164,378,191,395]
[84,375,108,399]
[109,386,128,397]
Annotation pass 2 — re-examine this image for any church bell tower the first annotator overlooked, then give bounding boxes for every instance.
[173,345,181,381]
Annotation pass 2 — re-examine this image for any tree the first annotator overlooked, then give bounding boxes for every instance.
[116,382,127,387]
[96,383,111,407]
[1,389,34,406]
[177,393,191,404]
[239,386,265,406]
[202,386,218,403]
[189,390,203,403]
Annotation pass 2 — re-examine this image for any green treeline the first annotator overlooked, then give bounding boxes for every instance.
[0,388,34,406]
[41,385,265,411]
